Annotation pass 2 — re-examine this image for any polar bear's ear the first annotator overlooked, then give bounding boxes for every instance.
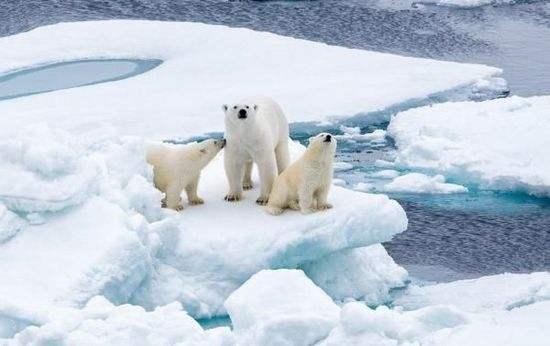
[253,104,258,111]
[222,104,228,112]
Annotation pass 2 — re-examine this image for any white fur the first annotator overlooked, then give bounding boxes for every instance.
[146,139,224,211]
[266,133,337,215]
[222,96,290,204]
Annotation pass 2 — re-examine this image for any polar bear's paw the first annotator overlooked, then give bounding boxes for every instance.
[256,196,269,205]
[189,197,204,205]
[317,203,333,211]
[224,194,242,202]
[300,207,316,215]
[242,182,253,190]
[288,200,300,210]
[265,206,284,215]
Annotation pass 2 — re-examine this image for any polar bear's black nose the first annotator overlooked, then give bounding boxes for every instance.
[324,134,332,142]
[238,109,247,119]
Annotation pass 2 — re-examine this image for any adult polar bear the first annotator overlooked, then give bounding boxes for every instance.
[223,96,290,205]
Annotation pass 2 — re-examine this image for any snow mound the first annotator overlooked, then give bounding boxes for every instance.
[0,198,150,329]
[388,95,550,197]
[383,173,468,194]
[0,125,101,212]
[0,20,503,139]
[319,302,467,346]
[225,269,340,346]
[301,245,408,305]
[0,204,26,243]
[394,272,550,313]
[7,296,232,346]
[132,141,407,318]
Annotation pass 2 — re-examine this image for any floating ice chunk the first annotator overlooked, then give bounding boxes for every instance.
[319,302,467,346]
[334,162,354,172]
[133,142,407,318]
[0,198,150,330]
[336,127,387,143]
[394,272,550,313]
[225,269,340,346]
[0,204,26,243]
[332,178,346,187]
[0,20,502,138]
[383,173,468,194]
[369,170,400,179]
[301,245,408,305]
[353,182,374,192]
[8,296,233,346]
[388,95,550,197]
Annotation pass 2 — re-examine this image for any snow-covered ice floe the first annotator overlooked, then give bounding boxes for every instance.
[0,125,408,337]
[0,20,504,138]
[416,0,518,9]
[388,95,550,197]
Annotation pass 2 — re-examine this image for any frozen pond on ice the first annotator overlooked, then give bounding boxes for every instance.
[1,0,549,281]
[0,59,161,100]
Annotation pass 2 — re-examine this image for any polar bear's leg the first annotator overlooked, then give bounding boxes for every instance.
[266,179,287,215]
[255,154,277,205]
[275,141,291,174]
[165,183,184,211]
[298,187,316,214]
[224,150,245,202]
[243,160,253,190]
[186,175,204,205]
[315,186,333,210]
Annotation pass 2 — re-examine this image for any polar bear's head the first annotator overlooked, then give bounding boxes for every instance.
[307,133,337,158]
[194,138,226,167]
[222,103,258,123]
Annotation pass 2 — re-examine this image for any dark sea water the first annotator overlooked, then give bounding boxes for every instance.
[1,0,549,281]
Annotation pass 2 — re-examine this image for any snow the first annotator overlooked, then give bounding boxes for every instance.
[333,162,354,172]
[301,245,408,305]
[0,20,503,139]
[368,170,400,179]
[388,95,550,196]
[6,296,232,346]
[394,272,550,313]
[0,197,150,330]
[383,173,468,194]
[224,269,340,346]
[422,301,550,346]
[336,127,387,143]
[318,302,468,346]
[0,204,26,243]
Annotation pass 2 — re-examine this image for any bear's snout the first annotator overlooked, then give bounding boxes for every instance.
[238,109,247,119]
[216,138,227,149]
[324,134,332,142]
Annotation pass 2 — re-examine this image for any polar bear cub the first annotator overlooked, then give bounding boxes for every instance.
[222,96,290,205]
[146,139,225,211]
[266,133,336,215]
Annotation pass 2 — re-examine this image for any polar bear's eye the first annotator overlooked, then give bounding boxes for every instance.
[245,105,249,109]
[233,106,237,109]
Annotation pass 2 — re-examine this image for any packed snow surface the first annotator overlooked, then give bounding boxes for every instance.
[0,20,502,138]
[388,95,550,196]
[418,0,515,9]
